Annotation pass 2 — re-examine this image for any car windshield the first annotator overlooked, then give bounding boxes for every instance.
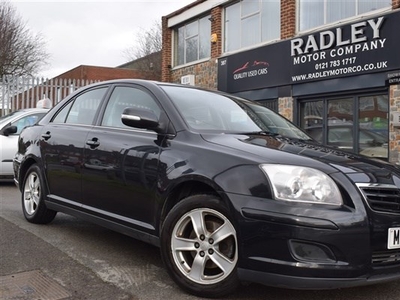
[161,85,311,140]
[0,110,22,125]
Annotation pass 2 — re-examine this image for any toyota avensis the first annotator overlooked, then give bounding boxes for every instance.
[13,79,400,298]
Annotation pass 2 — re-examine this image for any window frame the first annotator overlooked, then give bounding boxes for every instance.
[52,86,108,125]
[173,14,211,67]
[297,0,391,33]
[297,90,389,159]
[101,85,161,129]
[224,0,281,54]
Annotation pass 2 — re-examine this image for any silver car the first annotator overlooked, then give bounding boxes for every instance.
[0,108,48,180]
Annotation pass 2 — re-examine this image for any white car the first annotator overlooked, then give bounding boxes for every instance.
[0,108,49,180]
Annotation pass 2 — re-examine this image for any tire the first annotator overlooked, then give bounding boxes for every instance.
[161,194,239,298]
[22,164,57,224]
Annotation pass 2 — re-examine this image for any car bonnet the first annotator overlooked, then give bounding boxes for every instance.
[200,132,400,186]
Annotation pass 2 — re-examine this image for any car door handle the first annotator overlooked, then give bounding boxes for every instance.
[41,131,51,140]
[86,138,100,149]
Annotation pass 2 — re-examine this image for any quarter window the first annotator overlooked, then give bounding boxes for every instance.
[298,0,390,32]
[175,16,211,66]
[225,0,280,53]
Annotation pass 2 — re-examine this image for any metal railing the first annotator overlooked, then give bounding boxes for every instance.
[0,75,98,116]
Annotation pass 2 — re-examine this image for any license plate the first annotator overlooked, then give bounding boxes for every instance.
[388,228,400,249]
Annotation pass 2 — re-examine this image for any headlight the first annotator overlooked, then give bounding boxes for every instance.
[260,164,342,206]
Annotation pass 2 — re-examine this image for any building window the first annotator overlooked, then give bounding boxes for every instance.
[175,15,211,66]
[299,0,390,32]
[300,92,389,160]
[224,0,280,53]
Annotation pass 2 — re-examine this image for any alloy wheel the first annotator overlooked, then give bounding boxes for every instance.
[171,208,238,285]
[23,171,40,215]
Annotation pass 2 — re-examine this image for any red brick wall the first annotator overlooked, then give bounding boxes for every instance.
[281,0,296,39]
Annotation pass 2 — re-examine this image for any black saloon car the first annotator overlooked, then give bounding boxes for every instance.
[13,79,400,297]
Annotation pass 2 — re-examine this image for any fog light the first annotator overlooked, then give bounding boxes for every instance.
[289,240,337,263]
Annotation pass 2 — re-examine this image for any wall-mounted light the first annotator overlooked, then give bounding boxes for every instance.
[211,33,218,44]
[208,16,215,22]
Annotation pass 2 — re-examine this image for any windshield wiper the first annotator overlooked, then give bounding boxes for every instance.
[233,130,282,136]
[234,131,314,142]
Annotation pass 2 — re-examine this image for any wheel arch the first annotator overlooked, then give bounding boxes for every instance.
[159,191,240,297]
[18,157,38,191]
[159,178,234,234]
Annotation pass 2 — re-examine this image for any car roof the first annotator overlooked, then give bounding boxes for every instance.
[73,78,216,93]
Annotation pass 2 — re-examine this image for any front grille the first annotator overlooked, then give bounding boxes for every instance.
[372,250,400,266]
[356,184,400,214]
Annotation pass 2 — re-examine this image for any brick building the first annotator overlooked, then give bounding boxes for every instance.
[118,51,162,81]
[162,0,400,164]
[55,64,156,81]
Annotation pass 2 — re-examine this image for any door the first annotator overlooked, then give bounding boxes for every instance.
[81,85,163,232]
[41,87,107,203]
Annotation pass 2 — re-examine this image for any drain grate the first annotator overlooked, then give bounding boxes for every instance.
[0,270,71,300]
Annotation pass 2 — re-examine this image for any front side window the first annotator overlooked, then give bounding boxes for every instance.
[299,0,390,32]
[225,0,280,53]
[175,15,211,66]
[102,86,161,129]
[11,113,46,134]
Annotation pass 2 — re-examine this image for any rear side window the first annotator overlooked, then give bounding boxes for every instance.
[53,87,107,125]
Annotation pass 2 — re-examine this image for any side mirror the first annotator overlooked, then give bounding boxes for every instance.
[121,108,160,132]
[3,125,18,136]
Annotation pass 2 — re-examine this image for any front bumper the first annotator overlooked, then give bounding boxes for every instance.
[227,187,400,289]
[238,267,400,290]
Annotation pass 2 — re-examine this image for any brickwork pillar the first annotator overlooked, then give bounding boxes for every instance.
[279,97,293,121]
[389,84,400,164]
[281,0,296,39]
[161,16,172,83]
[210,6,222,59]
